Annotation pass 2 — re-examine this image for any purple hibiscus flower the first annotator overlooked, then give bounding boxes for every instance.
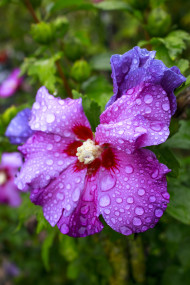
[16,82,173,237]
[107,46,186,115]
[5,108,33,145]
[0,152,22,207]
[0,68,23,98]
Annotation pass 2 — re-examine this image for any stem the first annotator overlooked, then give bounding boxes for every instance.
[24,0,73,98]
[55,61,73,98]
[24,0,39,23]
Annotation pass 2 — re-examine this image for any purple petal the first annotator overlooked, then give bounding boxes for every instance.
[0,68,23,98]
[97,148,170,236]
[1,152,22,169]
[0,182,21,207]
[5,108,33,145]
[57,175,104,237]
[107,46,186,115]
[29,86,91,139]
[30,165,87,227]
[99,82,171,148]
[15,132,76,191]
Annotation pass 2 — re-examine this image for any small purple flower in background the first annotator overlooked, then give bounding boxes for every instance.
[5,108,33,145]
[0,152,22,207]
[0,68,23,98]
[15,47,185,237]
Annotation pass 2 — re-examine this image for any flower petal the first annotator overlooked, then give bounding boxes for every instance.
[100,82,171,147]
[5,108,33,144]
[0,182,21,207]
[29,87,92,140]
[15,132,76,191]
[107,46,185,115]
[1,152,22,169]
[0,68,23,98]
[30,165,87,227]
[57,175,103,237]
[97,148,170,236]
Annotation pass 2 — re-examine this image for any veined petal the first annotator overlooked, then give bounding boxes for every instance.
[30,165,87,227]
[29,87,92,140]
[107,46,185,115]
[97,148,170,236]
[5,108,33,144]
[100,83,171,147]
[15,132,76,191]
[57,175,103,237]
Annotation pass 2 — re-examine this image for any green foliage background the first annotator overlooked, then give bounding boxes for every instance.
[0,0,190,284]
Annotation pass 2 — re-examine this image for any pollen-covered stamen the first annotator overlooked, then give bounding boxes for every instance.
[76,139,102,164]
[0,170,7,185]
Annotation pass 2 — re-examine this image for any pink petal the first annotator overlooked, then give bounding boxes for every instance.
[97,148,170,235]
[57,175,104,237]
[100,83,171,147]
[30,165,87,227]
[15,132,76,191]
[29,87,92,139]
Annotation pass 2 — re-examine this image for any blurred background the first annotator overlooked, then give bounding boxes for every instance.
[0,0,190,284]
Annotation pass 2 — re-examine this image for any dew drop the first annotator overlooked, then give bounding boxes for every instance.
[120,226,132,235]
[46,159,53,166]
[155,208,163,217]
[61,223,69,234]
[56,193,64,200]
[133,217,142,226]
[149,196,156,202]
[125,165,134,174]
[162,103,170,111]
[138,189,145,196]
[99,195,111,207]
[100,174,116,191]
[144,94,153,104]
[63,130,71,137]
[46,113,55,123]
[116,198,123,204]
[72,188,80,202]
[127,197,134,204]
[135,207,144,216]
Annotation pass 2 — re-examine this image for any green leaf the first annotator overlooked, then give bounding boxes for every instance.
[89,52,112,71]
[165,120,190,149]
[42,230,56,271]
[50,0,94,13]
[150,147,180,178]
[82,96,101,132]
[176,59,189,74]
[21,54,62,92]
[94,1,133,12]
[82,76,113,112]
[167,182,190,225]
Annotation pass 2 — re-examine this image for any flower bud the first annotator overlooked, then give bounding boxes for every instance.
[147,8,172,37]
[52,16,69,38]
[64,38,85,61]
[31,22,54,45]
[71,60,91,82]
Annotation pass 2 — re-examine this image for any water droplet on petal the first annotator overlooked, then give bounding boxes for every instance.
[72,188,80,202]
[127,197,134,204]
[63,130,71,137]
[81,205,90,214]
[155,208,163,217]
[46,159,53,165]
[56,193,64,200]
[116,198,123,204]
[120,226,132,235]
[144,94,153,104]
[61,223,69,234]
[133,217,142,226]
[99,195,111,207]
[138,189,145,196]
[149,196,156,202]
[135,207,144,216]
[46,113,55,123]
[125,165,134,174]
[100,174,116,191]
[151,169,159,178]
[162,103,170,111]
